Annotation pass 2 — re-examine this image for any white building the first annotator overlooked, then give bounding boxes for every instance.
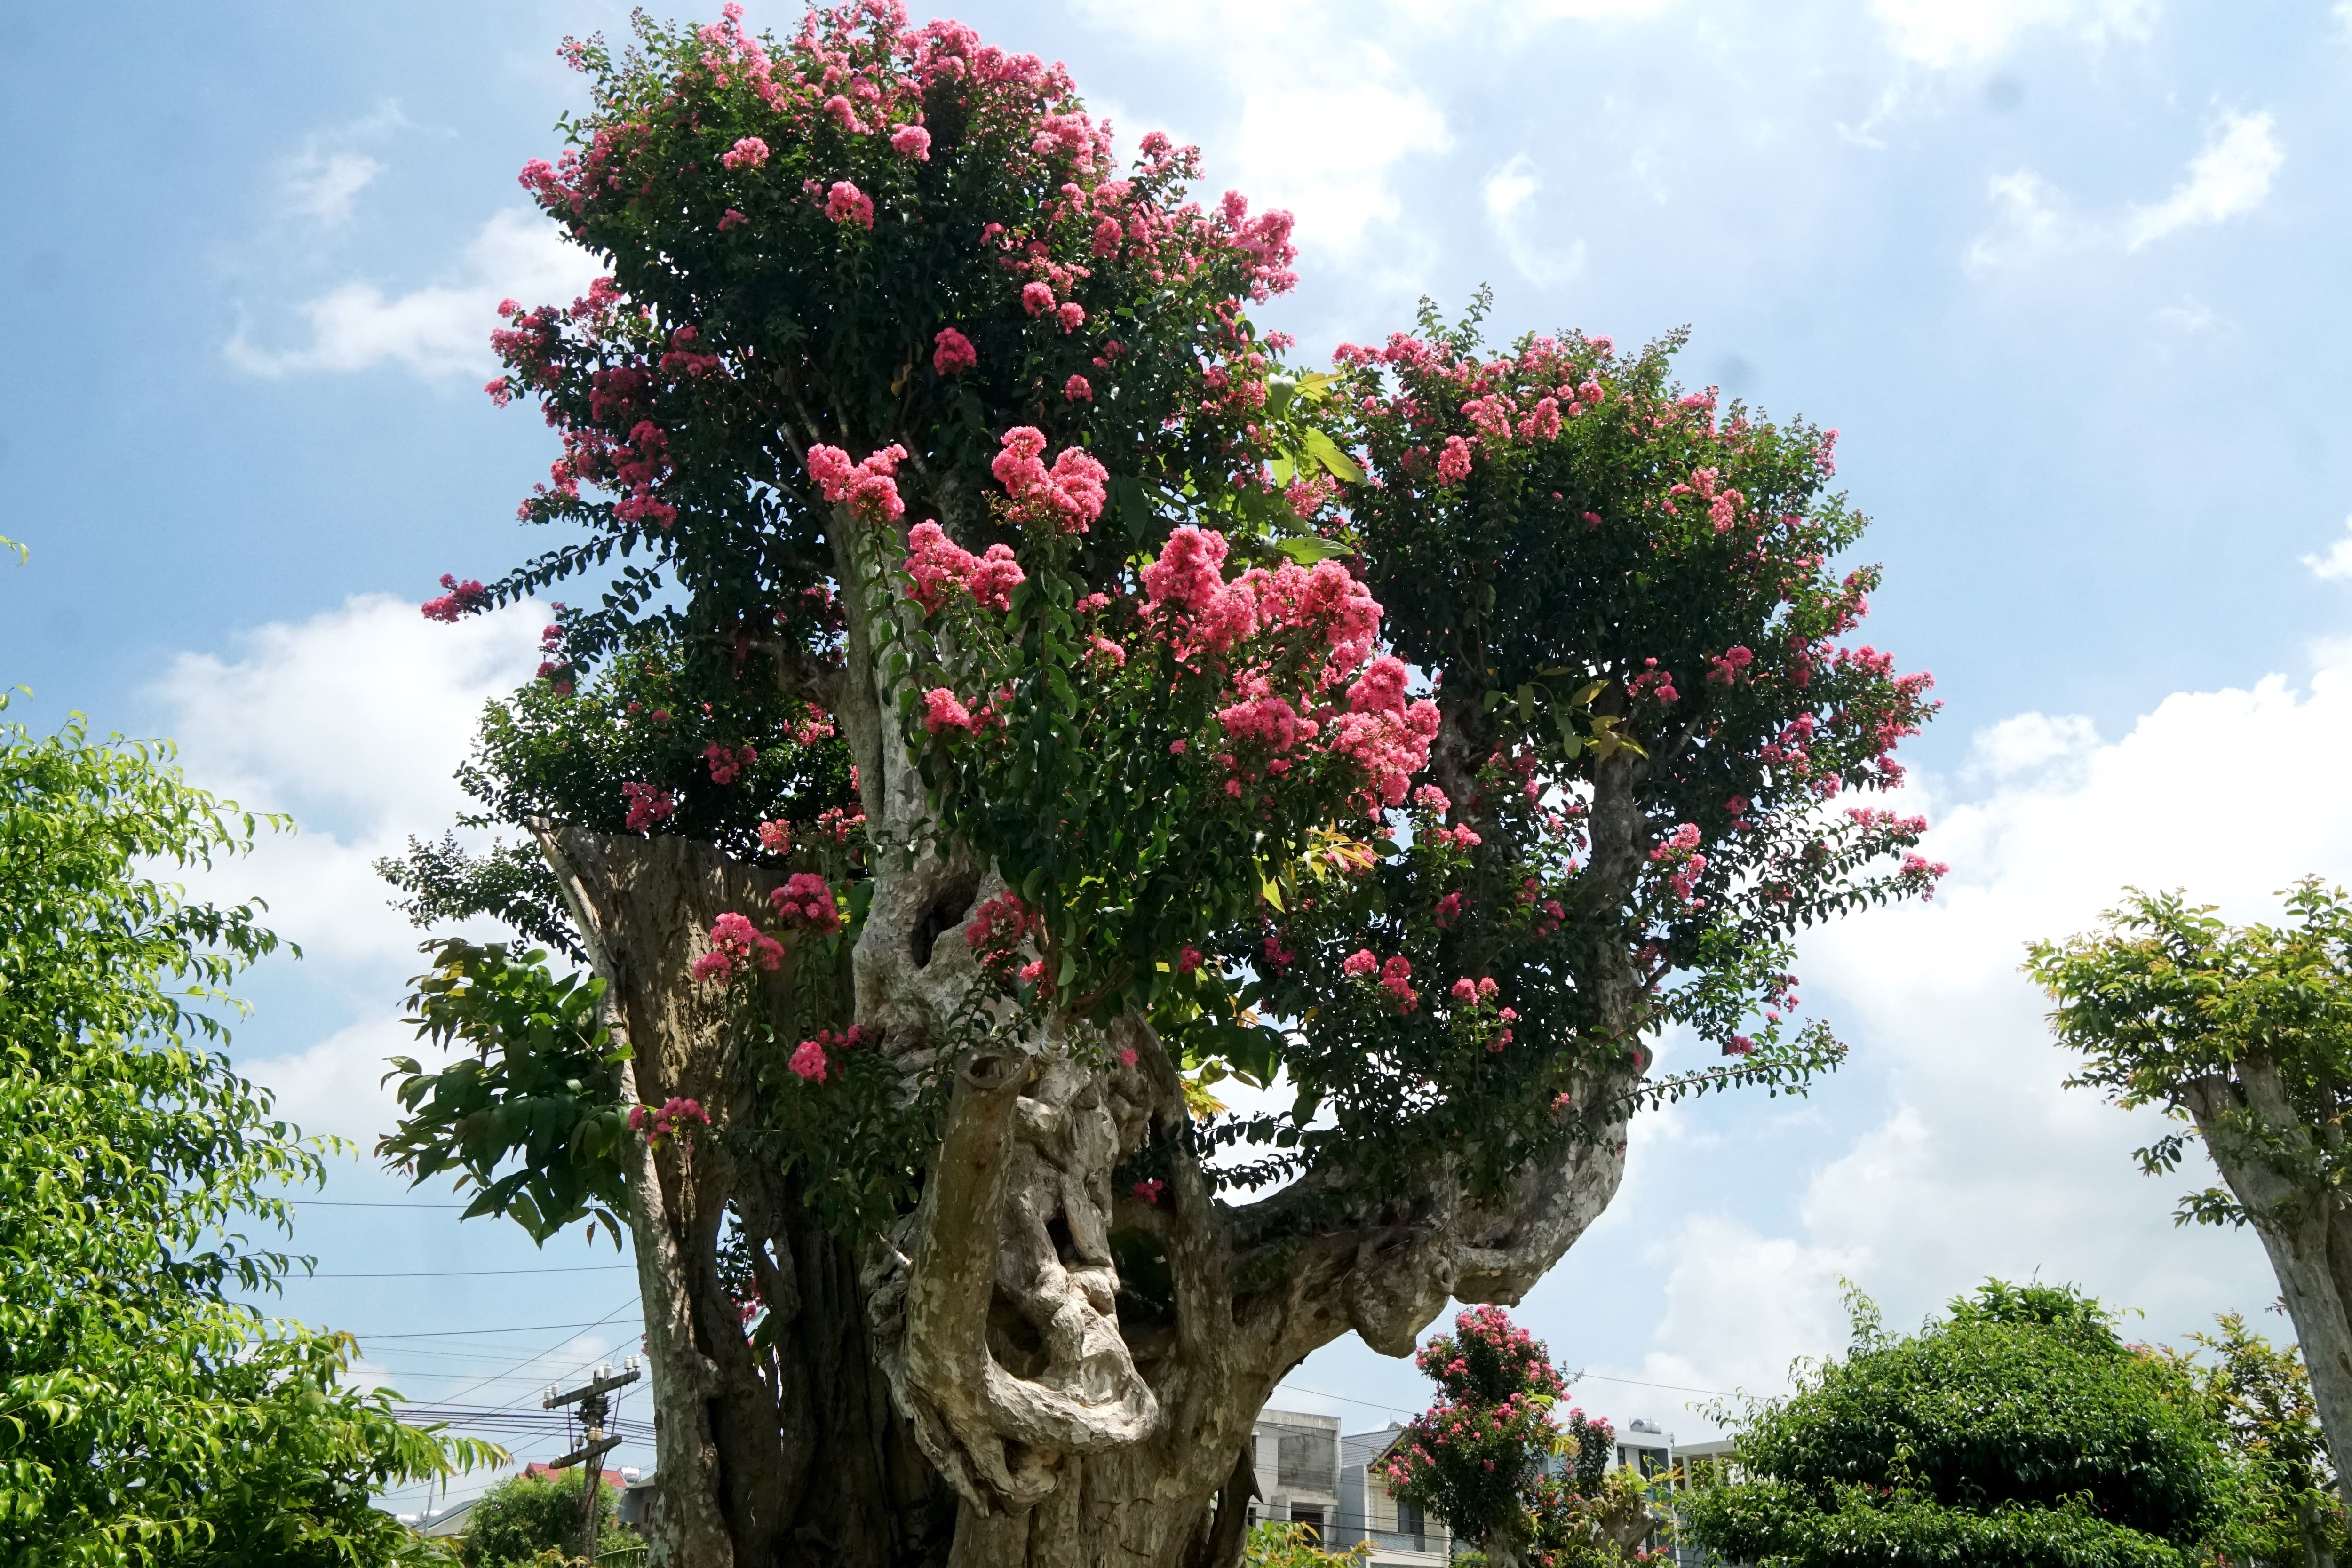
[1247,1409,1452,1566]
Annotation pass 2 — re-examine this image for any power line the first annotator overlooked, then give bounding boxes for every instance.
[351,1319,620,1340]
[282,1265,636,1279]
[296,1199,473,1209]
[434,1298,641,1406]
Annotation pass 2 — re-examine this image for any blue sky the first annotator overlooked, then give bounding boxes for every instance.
[7,0,2351,1511]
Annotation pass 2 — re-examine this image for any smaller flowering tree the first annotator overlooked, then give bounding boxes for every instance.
[1384,1307,1646,1568]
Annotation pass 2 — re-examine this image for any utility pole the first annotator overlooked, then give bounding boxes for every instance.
[544,1360,641,1564]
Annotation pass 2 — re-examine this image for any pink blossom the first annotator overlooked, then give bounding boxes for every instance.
[621,781,676,833]
[420,574,489,622]
[1140,525,1229,612]
[790,1039,829,1082]
[1414,784,1452,814]
[932,326,977,376]
[769,872,843,934]
[1176,947,1202,974]
[1437,435,1474,486]
[1019,959,1045,982]
[1022,280,1055,316]
[1119,1045,1139,1066]
[1132,1178,1165,1204]
[823,94,862,133]
[756,819,793,855]
[719,208,747,231]
[806,443,907,522]
[990,427,1107,533]
[904,520,1026,614]
[1057,301,1085,333]
[721,136,770,170]
[1347,654,1409,716]
[699,911,783,985]
[924,686,977,734]
[1065,373,1092,402]
[825,180,875,229]
[890,123,932,160]
[1342,949,1379,979]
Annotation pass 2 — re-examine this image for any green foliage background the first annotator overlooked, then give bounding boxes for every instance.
[0,698,495,1565]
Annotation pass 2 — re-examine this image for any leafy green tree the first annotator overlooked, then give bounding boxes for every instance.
[382,5,1940,1563]
[1238,1521,1368,1567]
[1679,1281,2231,1568]
[457,1469,635,1567]
[0,698,497,1564]
[2159,1313,2344,1568]
[2029,883,2352,1509]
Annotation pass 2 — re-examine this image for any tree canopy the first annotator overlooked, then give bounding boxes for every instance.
[1679,1281,2235,1568]
[0,697,496,1564]
[2029,883,2352,1520]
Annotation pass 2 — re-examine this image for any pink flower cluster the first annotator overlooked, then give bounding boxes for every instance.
[420,574,490,622]
[806,443,907,523]
[790,1038,830,1082]
[621,781,676,833]
[990,427,1108,533]
[1435,434,1474,486]
[693,911,783,983]
[1648,821,1707,907]
[630,1096,709,1147]
[721,135,769,170]
[1143,526,1383,670]
[1343,949,1417,1012]
[963,891,1041,976]
[824,179,874,228]
[769,871,843,934]
[756,818,794,855]
[1131,1178,1165,1204]
[705,742,757,784]
[890,122,931,159]
[923,687,978,735]
[904,520,1025,614]
[1447,976,1518,1051]
[932,326,976,376]
[1706,645,1756,686]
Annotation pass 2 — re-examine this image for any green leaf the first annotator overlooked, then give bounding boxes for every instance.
[1274,535,1354,565]
[1302,429,1365,484]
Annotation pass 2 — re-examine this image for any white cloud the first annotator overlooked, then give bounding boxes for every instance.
[228,209,601,379]
[1964,169,2095,271]
[1870,0,2155,69]
[2305,517,2352,582]
[1589,653,2352,1412]
[150,593,543,965]
[2154,294,2216,333]
[245,1016,418,1147]
[1483,154,1588,286]
[1069,0,1450,257]
[2123,111,2283,250]
[1969,110,2281,271]
[284,150,384,229]
[1232,56,1453,252]
[1964,709,2100,783]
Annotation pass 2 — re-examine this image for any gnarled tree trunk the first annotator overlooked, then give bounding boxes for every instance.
[519,501,1649,1568]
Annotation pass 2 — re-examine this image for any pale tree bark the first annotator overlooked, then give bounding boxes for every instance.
[518,499,1657,1568]
[2180,1053,2352,1513]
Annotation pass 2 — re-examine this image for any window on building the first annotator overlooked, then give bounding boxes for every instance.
[1397,1497,1423,1542]
[1291,1507,1323,1541]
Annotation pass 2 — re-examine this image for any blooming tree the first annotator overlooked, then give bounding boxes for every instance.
[381,6,1941,1566]
[1381,1306,1646,1568]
